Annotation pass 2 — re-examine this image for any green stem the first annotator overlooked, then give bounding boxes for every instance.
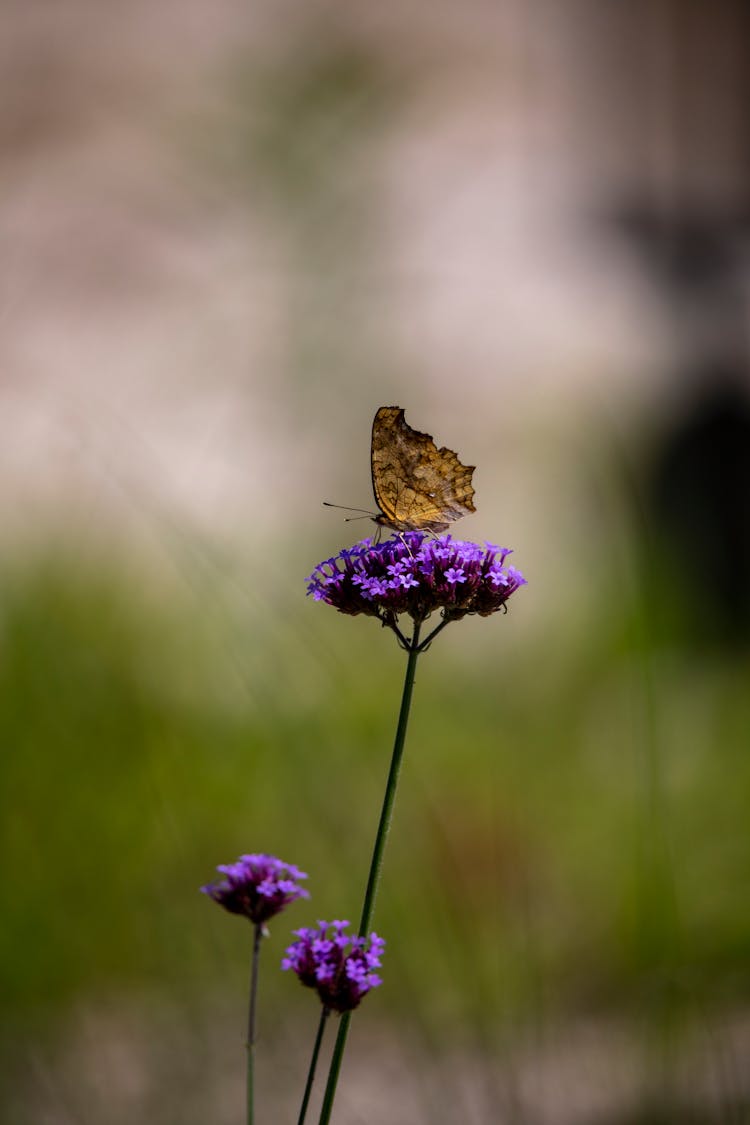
[417,614,451,652]
[357,619,422,934]
[317,620,423,1125]
[297,1007,331,1125]
[246,922,262,1125]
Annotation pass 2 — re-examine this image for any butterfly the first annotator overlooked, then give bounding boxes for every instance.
[370,406,476,533]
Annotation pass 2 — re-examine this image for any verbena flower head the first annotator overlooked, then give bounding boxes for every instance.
[201,853,309,924]
[281,921,385,1013]
[306,533,526,633]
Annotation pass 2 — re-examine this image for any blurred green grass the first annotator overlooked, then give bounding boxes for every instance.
[2,528,749,1060]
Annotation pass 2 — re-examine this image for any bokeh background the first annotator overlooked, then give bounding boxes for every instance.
[2,2,750,1122]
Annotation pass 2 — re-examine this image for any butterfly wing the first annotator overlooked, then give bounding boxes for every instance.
[371,406,476,532]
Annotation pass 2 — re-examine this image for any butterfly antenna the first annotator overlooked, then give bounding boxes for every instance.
[323,501,376,518]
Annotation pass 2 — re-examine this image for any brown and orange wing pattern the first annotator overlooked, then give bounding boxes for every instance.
[371,406,476,533]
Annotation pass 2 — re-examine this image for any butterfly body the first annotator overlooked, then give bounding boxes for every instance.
[371,406,476,533]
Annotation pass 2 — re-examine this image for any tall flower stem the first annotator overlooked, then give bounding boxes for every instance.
[247,922,263,1125]
[317,620,423,1125]
[297,1007,331,1125]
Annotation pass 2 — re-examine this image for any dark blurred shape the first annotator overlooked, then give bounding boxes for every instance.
[601,0,750,651]
[647,366,750,650]
[614,208,750,298]
[613,208,750,651]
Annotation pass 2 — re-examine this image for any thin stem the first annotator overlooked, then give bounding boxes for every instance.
[358,619,422,934]
[417,614,452,652]
[246,922,263,1125]
[317,620,423,1125]
[389,620,411,650]
[297,1008,331,1125]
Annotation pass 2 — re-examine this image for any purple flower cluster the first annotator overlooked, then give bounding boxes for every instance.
[282,921,385,1013]
[201,853,309,924]
[306,533,526,627]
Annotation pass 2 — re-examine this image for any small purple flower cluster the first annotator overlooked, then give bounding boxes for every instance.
[306,533,526,626]
[282,921,385,1013]
[201,853,309,924]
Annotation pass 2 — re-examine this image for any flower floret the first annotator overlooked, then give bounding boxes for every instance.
[201,853,309,924]
[306,533,526,627]
[282,921,386,1013]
